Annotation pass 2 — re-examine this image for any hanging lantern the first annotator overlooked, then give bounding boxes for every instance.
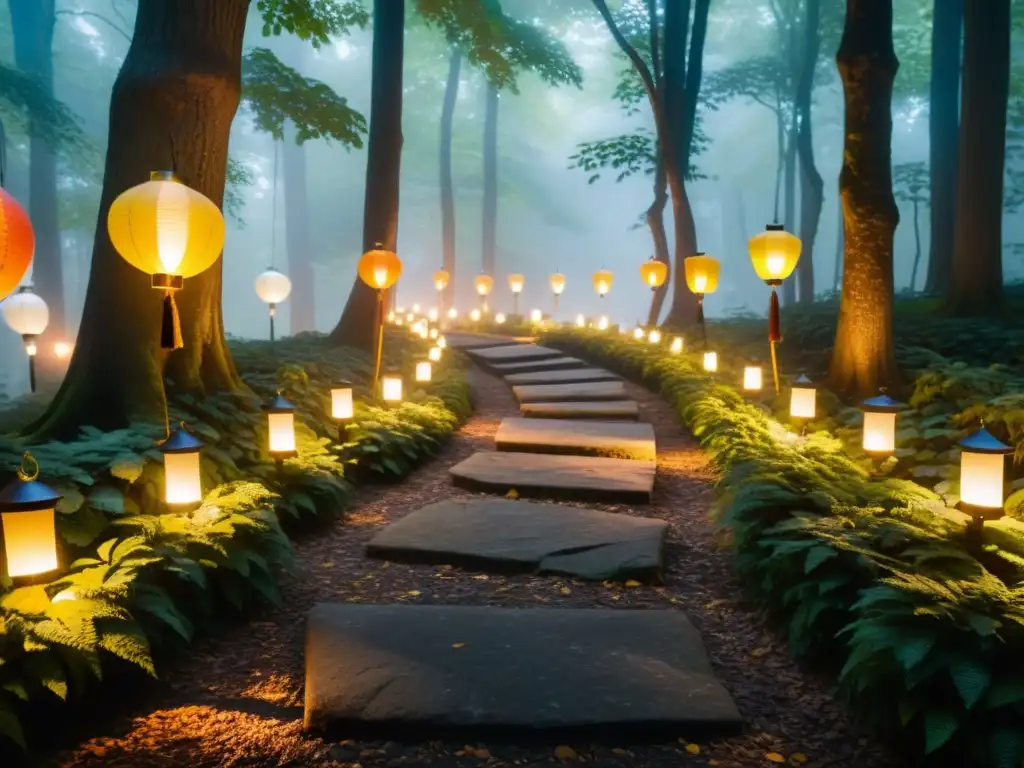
[0,188,35,303]
[670,337,683,354]
[108,171,225,350]
[639,257,668,291]
[743,365,763,392]
[356,245,403,396]
[575,314,586,328]
[254,267,292,343]
[433,269,449,292]
[416,361,432,383]
[382,372,403,403]
[474,274,494,298]
[0,452,61,583]
[429,345,442,362]
[861,392,902,454]
[749,224,802,393]
[959,427,1013,521]
[495,312,506,324]
[703,351,718,372]
[159,423,203,506]
[789,374,817,419]
[592,269,614,298]
[2,285,49,393]
[264,392,298,461]
[530,309,543,323]
[437,335,447,349]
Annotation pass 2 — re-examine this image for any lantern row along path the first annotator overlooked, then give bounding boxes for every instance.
[303,334,742,741]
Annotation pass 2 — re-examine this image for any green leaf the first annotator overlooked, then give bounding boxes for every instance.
[97,620,155,676]
[984,677,1024,709]
[132,584,193,642]
[109,454,146,483]
[949,659,990,709]
[804,545,836,574]
[989,727,1024,768]
[0,701,26,750]
[894,635,936,670]
[87,486,125,515]
[923,709,959,754]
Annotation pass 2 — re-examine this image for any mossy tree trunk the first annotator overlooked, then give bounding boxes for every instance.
[947,0,1009,315]
[329,0,404,351]
[829,0,900,398]
[795,0,823,305]
[439,48,460,309]
[283,123,315,333]
[924,0,962,296]
[30,0,249,439]
[481,80,498,279]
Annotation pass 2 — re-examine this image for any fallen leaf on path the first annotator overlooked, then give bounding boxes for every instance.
[766,753,786,763]
[452,642,466,649]
[506,488,519,499]
[685,744,700,755]
[790,754,808,765]
[624,579,642,587]
[554,745,578,760]
[407,590,421,597]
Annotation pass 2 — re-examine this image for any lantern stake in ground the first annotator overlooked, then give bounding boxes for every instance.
[683,253,720,349]
[255,267,292,343]
[264,392,298,471]
[0,452,62,585]
[474,273,494,314]
[507,273,524,316]
[1,285,49,393]
[959,425,1013,532]
[356,245,403,395]
[332,380,354,442]
[748,224,802,393]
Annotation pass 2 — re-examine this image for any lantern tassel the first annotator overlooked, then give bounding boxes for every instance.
[768,288,782,343]
[161,290,183,350]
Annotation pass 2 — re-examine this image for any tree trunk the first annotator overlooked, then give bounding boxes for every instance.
[795,0,823,305]
[773,103,784,222]
[439,48,460,308]
[947,0,1009,315]
[329,0,404,349]
[481,79,498,276]
[924,0,962,296]
[832,195,843,291]
[829,0,900,398]
[909,199,921,291]
[283,123,315,333]
[31,0,248,439]
[781,115,798,305]
[645,162,671,326]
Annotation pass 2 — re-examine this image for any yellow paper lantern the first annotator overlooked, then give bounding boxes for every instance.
[748,223,802,283]
[592,269,614,297]
[416,361,432,382]
[159,423,203,506]
[495,312,506,324]
[639,257,668,290]
[382,373,403,403]
[861,393,901,454]
[959,428,1013,518]
[789,375,817,419]
[743,366,763,392]
[264,393,297,460]
[357,246,402,290]
[703,351,718,372]
[508,274,524,293]
[549,273,566,295]
[474,274,494,297]
[683,253,720,295]
[0,452,61,583]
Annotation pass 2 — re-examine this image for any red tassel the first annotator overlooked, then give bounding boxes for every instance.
[161,291,183,350]
[768,289,782,343]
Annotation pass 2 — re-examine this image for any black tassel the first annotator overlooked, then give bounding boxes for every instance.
[769,289,782,343]
[161,291,183,350]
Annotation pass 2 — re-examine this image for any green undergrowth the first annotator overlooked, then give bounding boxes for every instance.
[0,331,470,755]
[544,327,1024,768]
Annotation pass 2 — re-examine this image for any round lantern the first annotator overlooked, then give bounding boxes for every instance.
[508,273,524,315]
[790,374,817,420]
[743,365,763,392]
[356,245,403,394]
[959,427,1013,522]
[264,392,298,464]
[748,224,802,393]
[382,372,403,403]
[416,360,432,383]
[0,452,61,584]
[548,273,565,315]
[670,337,684,354]
[159,423,203,506]
[861,392,902,454]
[2,285,49,393]
[254,267,292,342]
[433,269,449,292]
[108,171,225,350]
[495,312,506,324]
[683,253,720,348]
[592,269,614,298]
[639,257,668,291]
[0,188,35,302]
[703,351,718,372]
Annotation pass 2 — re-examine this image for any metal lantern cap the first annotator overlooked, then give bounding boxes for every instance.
[334,378,353,387]
[862,393,903,413]
[960,427,1013,455]
[766,223,785,231]
[793,374,816,388]
[160,422,203,454]
[263,392,296,414]
[0,454,62,513]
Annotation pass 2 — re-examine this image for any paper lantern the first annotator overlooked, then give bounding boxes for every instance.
[684,253,720,295]
[597,316,609,331]
[508,274,524,293]
[429,345,442,362]
[53,341,72,360]
[416,361,432,383]
[470,309,481,322]
[474,274,494,297]
[959,428,1013,517]
[382,373,403,403]
[592,269,614,297]
[0,452,61,582]
[531,309,543,323]
[264,393,297,459]
[429,327,439,339]
[639,257,668,290]
[495,313,506,324]
[108,171,225,349]
[160,423,203,506]
[790,374,817,419]
[254,267,292,342]
[548,273,566,295]
[703,351,718,372]
[0,188,35,302]
[861,393,902,454]
[670,337,683,354]
[648,329,662,344]
[2,286,49,393]
[433,269,449,291]
[575,314,586,328]
[357,246,402,290]
[332,382,354,422]
[749,224,802,283]
[428,308,438,322]
[743,365,763,392]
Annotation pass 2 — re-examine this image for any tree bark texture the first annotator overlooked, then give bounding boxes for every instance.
[481,79,498,277]
[439,48,460,307]
[795,0,823,305]
[329,0,404,349]
[909,199,921,291]
[781,114,798,305]
[830,0,900,398]
[947,0,1009,315]
[645,163,671,326]
[283,124,315,333]
[924,0,962,295]
[31,0,249,439]
[832,195,843,291]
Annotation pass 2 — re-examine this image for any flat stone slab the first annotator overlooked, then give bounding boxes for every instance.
[304,604,742,738]
[496,417,656,461]
[450,451,655,503]
[513,380,629,403]
[469,344,564,363]
[366,498,666,581]
[504,367,619,385]
[520,400,640,420]
[443,333,523,350]
[490,356,587,375]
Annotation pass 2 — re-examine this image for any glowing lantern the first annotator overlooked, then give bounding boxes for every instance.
[549,273,566,295]
[448,308,458,320]
[531,309,543,323]
[470,308,481,322]
[332,381,354,422]
[53,341,72,360]
[495,313,506,324]
[356,245,403,394]
[639,257,668,291]
[648,329,661,344]
[743,365,763,392]
[433,269,449,292]
[387,310,396,323]
[959,427,1013,520]
[0,452,61,583]
[429,345,442,362]
[575,314,586,328]
[597,316,609,331]
[632,327,644,340]
[789,374,817,419]
[592,269,614,298]
[416,361,432,383]
[382,372,403,403]
[429,327,439,339]
[0,189,35,303]
[683,253,720,348]
[703,351,718,372]
[108,171,225,349]
[406,312,415,323]
[428,308,438,322]
[264,393,297,462]
[748,224,802,393]
[437,335,447,349]
[412,303,420,313]
[861,392,902,454]
[2,285,49,393]
[670,337,683,354]
[474,274,494,298]
[507,273,524,315]
[159,423,203,506]
[254,267,292,342]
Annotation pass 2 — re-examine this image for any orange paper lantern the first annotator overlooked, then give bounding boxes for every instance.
[357,247,402,290]
[0,188,35,302]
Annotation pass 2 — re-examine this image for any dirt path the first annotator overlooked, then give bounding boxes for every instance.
[49,364,896,768]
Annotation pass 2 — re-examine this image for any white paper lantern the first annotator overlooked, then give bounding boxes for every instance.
[254,268,292,305]
[2,286,49,337]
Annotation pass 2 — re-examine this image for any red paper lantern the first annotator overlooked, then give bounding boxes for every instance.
[0,188,35,302]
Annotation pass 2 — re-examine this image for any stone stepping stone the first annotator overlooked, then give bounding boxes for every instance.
[304,604,743,737]
[366,498,666,581]
[513,380,628,403]
[520,400,640,421]
[450,451,655,503]
[443,333,523,350]
[469,343,564,364]
[504,367,619,386]
[496,417,656,461]
[490,356,587,375]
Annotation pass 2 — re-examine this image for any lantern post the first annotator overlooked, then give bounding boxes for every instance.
[548,273,565,317]
[959,426,1013,533]
[264,392,298,471]
[1,286,49,393]
[683,253,720,350]
[474,274,494,314]
[255,267,292,342]
[861,391,902,455]
[748,224,802,394]
[331,380,355,442]
[356,245,403,395]
[507,273,524,316]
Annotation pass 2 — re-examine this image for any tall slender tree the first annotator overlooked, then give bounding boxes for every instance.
[829,0,900,397]
[794,0,823,304]
[481,80,499,277]
[439,48,461,308]
[283,125,315,333]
